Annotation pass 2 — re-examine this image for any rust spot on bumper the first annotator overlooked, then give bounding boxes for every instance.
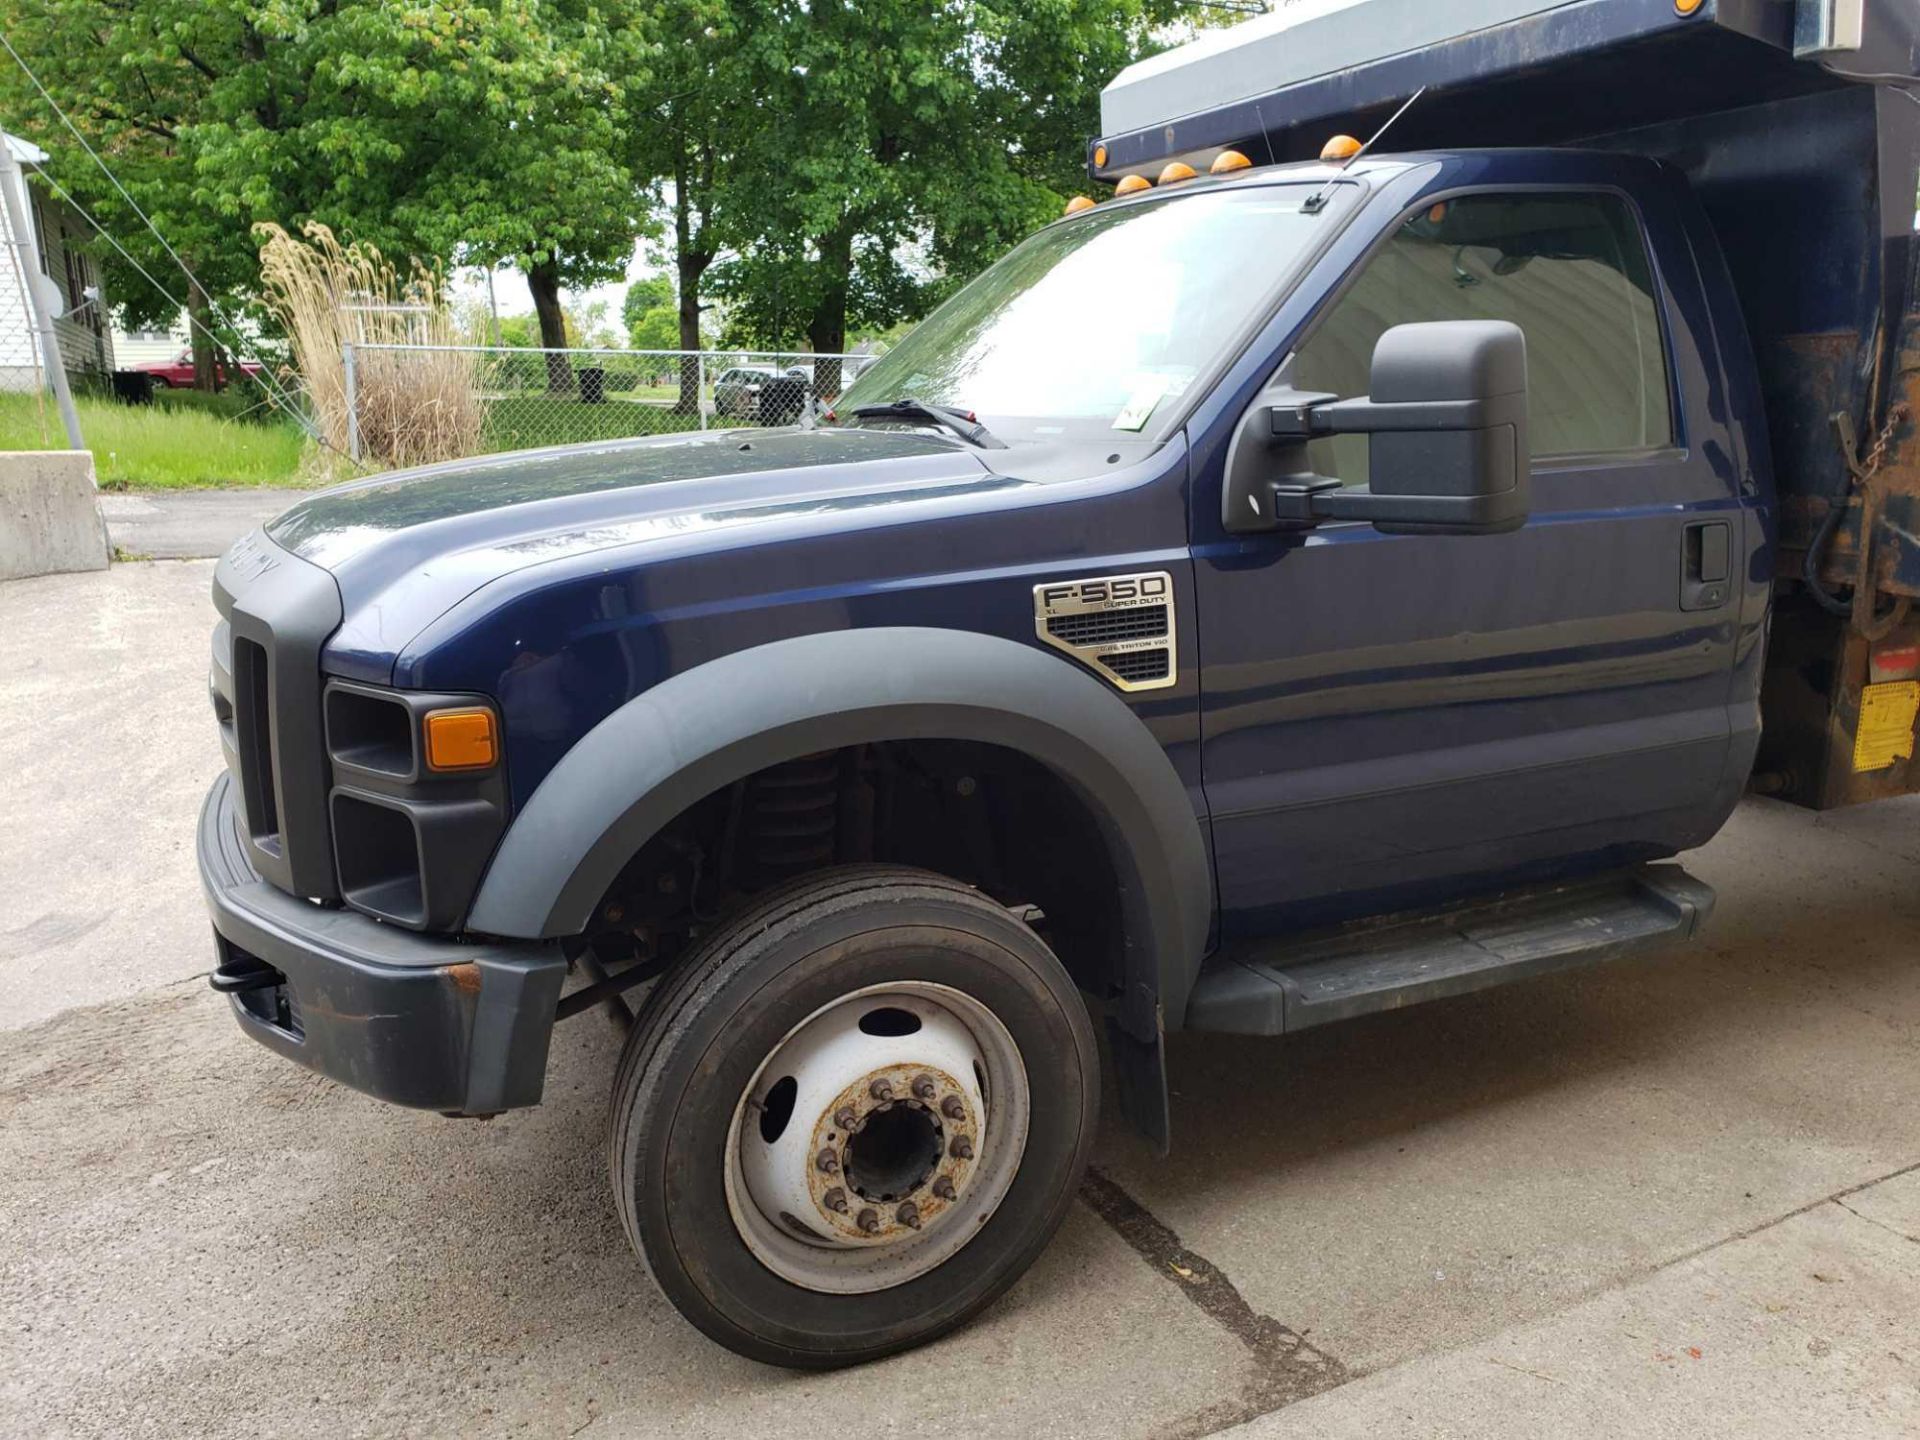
[447,962,483,996]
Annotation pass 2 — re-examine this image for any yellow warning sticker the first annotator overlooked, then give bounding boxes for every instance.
[1853,680,1920,773]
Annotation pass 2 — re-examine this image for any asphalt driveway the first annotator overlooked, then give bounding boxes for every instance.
[3,560,1917,1438]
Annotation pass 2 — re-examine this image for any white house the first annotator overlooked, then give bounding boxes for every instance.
[1,131,114,392]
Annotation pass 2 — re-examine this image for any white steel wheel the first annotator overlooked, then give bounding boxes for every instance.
[609,866,1100,1369]
[725,981,1030,1292]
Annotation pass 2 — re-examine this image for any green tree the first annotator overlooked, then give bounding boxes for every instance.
[494,313,544,348]
[627,304,680,352]
[698,0,1177,388]
[621,274,674,332]
[624,0,742,405]
[0,0,651,390]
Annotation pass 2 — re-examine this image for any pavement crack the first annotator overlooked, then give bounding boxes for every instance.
[1079,1167,1351,1436]
[1832,1194,1919,1246]
[1487,1355,1563,1385]
[1660,1156,1920,1272]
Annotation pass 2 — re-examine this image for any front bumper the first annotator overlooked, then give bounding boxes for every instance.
[197,773,567,1113]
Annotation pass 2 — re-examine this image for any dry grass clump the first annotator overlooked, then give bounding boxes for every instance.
[255,222,483,469]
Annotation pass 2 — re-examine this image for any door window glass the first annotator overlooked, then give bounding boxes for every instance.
[1292,192,1672,485]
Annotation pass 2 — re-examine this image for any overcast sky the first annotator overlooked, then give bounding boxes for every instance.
[445,239,660,323]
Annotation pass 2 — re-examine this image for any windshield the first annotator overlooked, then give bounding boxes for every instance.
[839,183,1347,440]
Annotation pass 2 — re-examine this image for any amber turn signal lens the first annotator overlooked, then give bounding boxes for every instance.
[1063,195,1096,216]
[424,708,498,772]
[1158,161,1198,185]
[1210,150,1253,174]
[1114,174,1152,196]
[1320,134,1363,162]
[1674,0,1704,13]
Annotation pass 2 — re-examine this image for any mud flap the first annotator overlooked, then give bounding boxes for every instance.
[1106,1015,1171,1156]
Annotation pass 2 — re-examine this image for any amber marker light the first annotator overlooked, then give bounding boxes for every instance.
[1674,0,1704,14]
[1093,144,1109,168]
[424,707,498,772]
[1210,150,1253,174]
[1114,174,1153,196]
[1158,161,1198,185]
[1321,134,1364,162]
[1064,196,1096,216]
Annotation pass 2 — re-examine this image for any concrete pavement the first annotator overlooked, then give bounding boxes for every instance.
[2,560,1918,1437]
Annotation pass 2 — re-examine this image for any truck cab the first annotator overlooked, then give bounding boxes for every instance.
[199,0,1917,1369]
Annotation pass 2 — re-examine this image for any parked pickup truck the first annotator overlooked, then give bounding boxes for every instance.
[198,0,1919,1368]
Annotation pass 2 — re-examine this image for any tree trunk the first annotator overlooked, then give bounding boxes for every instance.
[671,146,714,416]
[674,250,711,415]
[805,221,855,401]
[527,258,572,395]
[188,281,217,392]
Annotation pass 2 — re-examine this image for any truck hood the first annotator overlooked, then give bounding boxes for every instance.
[265,426,1020,679]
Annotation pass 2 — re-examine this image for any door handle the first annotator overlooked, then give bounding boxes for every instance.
[1681,520,1731,612]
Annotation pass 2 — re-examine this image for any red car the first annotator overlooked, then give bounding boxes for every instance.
[136,347,263,388]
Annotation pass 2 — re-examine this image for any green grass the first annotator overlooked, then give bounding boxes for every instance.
[481,395,702,453]
[613,382,684,403]
[0,391,317,490]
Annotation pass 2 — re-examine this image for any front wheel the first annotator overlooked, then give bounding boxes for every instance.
[608,866,1100,1367]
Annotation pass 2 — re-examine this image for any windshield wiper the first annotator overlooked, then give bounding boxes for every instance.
[848,397,1006,449]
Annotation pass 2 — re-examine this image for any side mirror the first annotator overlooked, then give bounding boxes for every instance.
[1222,319,1530,536]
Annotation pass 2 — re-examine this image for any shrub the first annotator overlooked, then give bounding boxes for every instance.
[255,222,482,469]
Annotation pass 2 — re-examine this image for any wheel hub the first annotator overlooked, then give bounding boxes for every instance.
[803,1062,977,1243]
[728,982,1024,1292]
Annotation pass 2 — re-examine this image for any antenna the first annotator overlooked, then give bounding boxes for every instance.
[1302,85,1429,213]
[1252,100,1278,168]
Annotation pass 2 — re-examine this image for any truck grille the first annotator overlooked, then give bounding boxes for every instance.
[230,636,281,849]
[210,532,344,899]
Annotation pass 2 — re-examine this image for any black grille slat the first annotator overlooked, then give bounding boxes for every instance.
[1045,604,1170,648]
[1103,649,1172,684]
[231,636,280,845]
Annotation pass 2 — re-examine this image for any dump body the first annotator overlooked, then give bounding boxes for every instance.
[1098,0,1919,808]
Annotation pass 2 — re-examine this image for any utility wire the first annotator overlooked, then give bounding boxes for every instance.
[22,158,323,441]
[0,31,341,451]
[0,31,204,304]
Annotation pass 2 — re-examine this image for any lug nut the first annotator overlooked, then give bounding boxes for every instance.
[896,1202,921,1229]
[815,1148,839,1174]
[869,1078,893,1102]
[940,1095,966,1120]
[834,1107,857,1131]
[857,1208,880,1234]
[823,1187,849,1214]
[950,1135,973,1160]
[911,1074,937,1100]
[932,1176,957,1201]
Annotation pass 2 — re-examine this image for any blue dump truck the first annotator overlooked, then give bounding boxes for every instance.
[199,0,1918,1366]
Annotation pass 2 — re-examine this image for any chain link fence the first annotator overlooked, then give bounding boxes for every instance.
[0,172,59,419]
[340,342,879,465]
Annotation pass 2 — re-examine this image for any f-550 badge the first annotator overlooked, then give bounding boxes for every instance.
[1033,570,1177,693]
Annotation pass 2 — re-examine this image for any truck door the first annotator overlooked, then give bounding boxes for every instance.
[1196,187,1746,936]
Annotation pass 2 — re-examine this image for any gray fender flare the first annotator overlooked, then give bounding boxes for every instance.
[467,626,1213,1035]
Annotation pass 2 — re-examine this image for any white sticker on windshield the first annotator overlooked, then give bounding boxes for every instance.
[1113,379,1166,432]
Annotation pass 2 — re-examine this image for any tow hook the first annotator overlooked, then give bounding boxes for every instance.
[209,954,284,995]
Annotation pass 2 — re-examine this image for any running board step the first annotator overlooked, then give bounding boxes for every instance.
[1184,864,1714,1037]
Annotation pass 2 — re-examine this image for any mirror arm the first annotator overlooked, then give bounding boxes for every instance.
[1274,395,1506,437]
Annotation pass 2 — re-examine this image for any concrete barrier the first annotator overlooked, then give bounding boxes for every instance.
[0,450,109,582]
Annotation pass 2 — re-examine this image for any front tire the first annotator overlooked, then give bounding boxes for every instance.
[608,865,1099,1368]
